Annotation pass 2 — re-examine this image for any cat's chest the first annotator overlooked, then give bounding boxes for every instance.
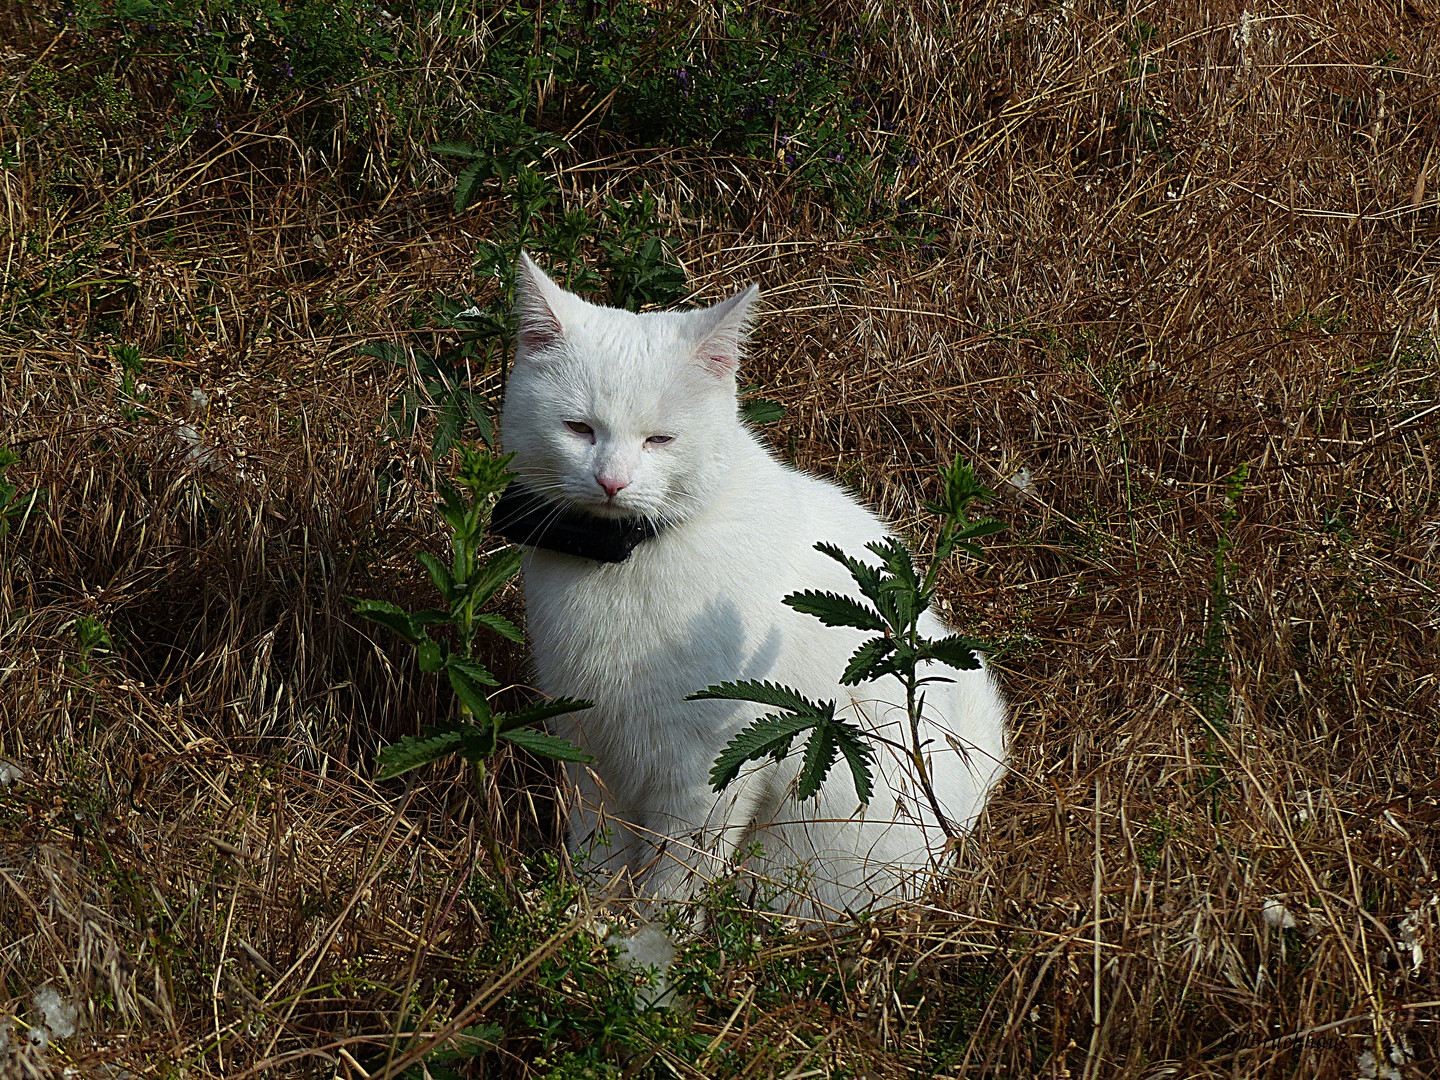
[520,534,775,700]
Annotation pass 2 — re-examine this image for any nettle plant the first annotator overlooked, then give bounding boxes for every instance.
[347,446,592,793]
[693,457,1003,837]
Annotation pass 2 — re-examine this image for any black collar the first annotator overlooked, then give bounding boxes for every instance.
[491,482,662,563]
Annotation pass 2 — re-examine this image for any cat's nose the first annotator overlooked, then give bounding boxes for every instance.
[596,475,629,498]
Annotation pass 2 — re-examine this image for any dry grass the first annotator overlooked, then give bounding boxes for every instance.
[2,0,1437,1077]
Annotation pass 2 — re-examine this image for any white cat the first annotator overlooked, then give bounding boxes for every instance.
[500,252,1007,920]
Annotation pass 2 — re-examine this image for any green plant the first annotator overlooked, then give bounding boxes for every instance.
[365,337,496,460]
[114,343,149,421]
[1185,464,1249,743]
[738,385,786,426]
[73,616,114,671]
[0,448,45,540]
[594,192,688,312]
[694,455,1004,836]
[431,133,561,215]
[74,0,403,135]
[397,1023,503,1080]
[420,155,603,396]
[347,446,592,879]
[464,1,874,204]
[351,446,591,779]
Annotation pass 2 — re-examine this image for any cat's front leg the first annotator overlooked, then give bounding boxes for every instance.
[629,778,768,906]
[565,760,641,891]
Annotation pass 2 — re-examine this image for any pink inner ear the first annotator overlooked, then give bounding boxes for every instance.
[698,347,737,377]
[696,329,741,377]
[514,253,567,352]
[517,305,562,351]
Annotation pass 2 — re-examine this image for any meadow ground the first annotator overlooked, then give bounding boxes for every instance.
[1,1,1437,1077]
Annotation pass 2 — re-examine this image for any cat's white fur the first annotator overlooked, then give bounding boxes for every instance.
[502,253,1007,920]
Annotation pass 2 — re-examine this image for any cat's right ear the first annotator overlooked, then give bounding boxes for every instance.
[691,283,761,378]
[513,250,567,353]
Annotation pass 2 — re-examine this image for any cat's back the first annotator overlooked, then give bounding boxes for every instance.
[710,434,891,558]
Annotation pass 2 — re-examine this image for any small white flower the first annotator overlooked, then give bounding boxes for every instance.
[1004,467,1034,494]
[1398,910,1424,974]
[1262,899,1296,929]
[1237,10,1255,49]
[1358,1044,1406,1080]
[34,986,78,1038]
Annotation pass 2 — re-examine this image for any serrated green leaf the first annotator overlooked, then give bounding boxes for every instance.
[376,729,464,780]
[797,722,838,801]
[456,723,498,762]
[417,551,455,599]
[867,538,919,591]
[471,611,523,643]
[954,518,1006,541]
[709,712,822,792]
[436,494,468,537]
[833,722,875,804]
[454,160,491,213]
[348,598,420,644]
[447,655,500,686]
[783,590,886,632]
[434,403,463,458]
[411,609,452,627]
[739,398,785,425]
[360,342,406,368]
[464,547,523,609]
[500,726,593,762]
[814,542,884,606]
[447,663,495,721]
[687,679,828,717]
[430,139,487,160]
[883,576,924,629]
[414,1023,506,1069]
[841,636,898,685]
[417,637,445,672]
[495,696,593,733]
[921,635,985,670]
[463,394,496,446]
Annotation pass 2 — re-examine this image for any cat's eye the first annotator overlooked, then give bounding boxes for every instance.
[646,435,675,446]
[565,421,594,436]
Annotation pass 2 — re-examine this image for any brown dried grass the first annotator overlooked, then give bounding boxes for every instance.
[1,0,1437,1077]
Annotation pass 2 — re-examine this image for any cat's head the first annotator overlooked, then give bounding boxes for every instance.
[501,251,759,524]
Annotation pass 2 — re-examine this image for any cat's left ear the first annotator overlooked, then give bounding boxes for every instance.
[691,284,760,378]
[513,250,569,354]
